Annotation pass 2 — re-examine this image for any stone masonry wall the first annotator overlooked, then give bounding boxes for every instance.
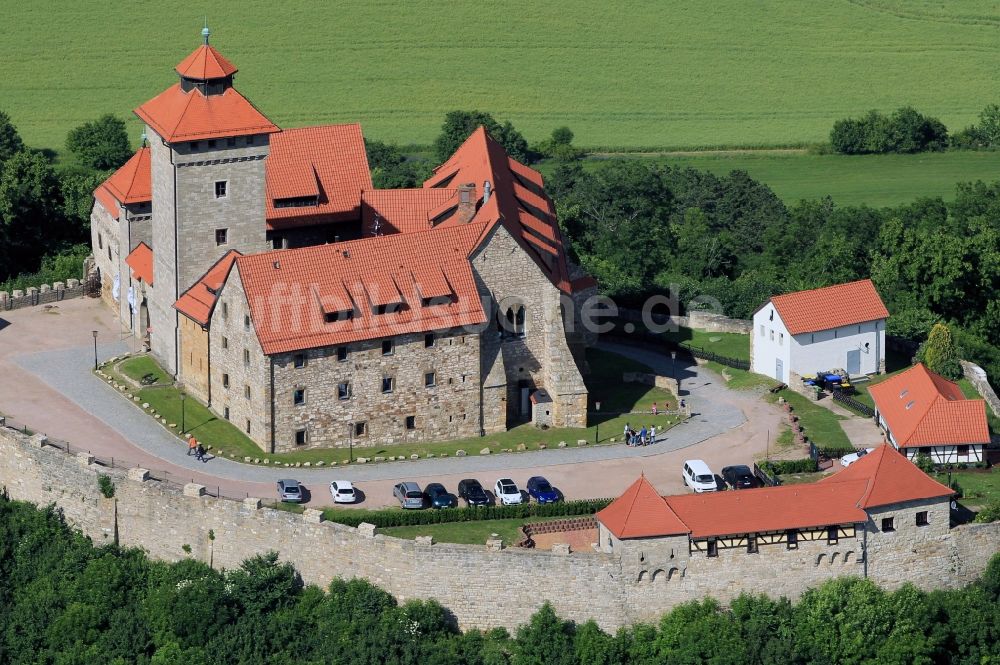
[1,281,86,312]
[961,360,1000,421]
[1,426,996,632]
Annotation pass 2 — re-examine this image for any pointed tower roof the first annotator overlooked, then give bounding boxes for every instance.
[596,476,689,539]
[175,45,238,80]
[101,147,152,204]
[820,444,953,509]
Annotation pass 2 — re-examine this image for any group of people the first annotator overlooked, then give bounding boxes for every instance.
[624,423,656,446]
[187,436,209,462]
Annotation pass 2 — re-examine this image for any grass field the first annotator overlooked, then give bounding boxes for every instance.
[544,151,1000,208]
[379,517,570,546]
[3,1,1000,152]
[767,389,854,453]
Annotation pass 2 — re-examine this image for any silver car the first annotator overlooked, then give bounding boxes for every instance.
[393,481,425,509]
[277,479,303,503]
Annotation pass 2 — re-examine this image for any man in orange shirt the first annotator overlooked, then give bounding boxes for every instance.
[188,436,197,456]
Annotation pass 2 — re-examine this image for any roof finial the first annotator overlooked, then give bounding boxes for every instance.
[201,19,210,45]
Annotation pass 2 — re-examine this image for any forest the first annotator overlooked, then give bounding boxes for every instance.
[1,495,998,665]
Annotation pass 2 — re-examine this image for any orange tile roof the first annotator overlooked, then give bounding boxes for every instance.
[820,444,954,508]
[124,242,153,285]
[596,476,688,539]
[96,147,152,208]
[174,250,242,326]
[424,127,573,293]
[868,364,990,447]
[135,84,279,143]
[93,186,120,219]
[361,188,458,235]
[766,279,888,335]
[235,223,489,354]
[175,45,238,79]
[265,124,372,230]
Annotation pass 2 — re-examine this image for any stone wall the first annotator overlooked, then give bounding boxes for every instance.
[961,360,1000,420]
[1,426,997,632]
[0,280,87,312]
[622,371,679,398]
[618,308,753,335]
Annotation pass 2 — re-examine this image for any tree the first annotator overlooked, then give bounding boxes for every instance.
[59,167,108,233]
[66,114,131,170]
[918,323,962,379]
[975,104,1000,146]
[0,150,66,280]
[513,603,575,665]
[365,139,432,189]
[434,110,530,163]
[0,109,24,169]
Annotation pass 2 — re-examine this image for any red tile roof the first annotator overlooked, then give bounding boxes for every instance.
[124,242,153,285]
[135,84,279,143]
[868,364,990,447]
[596,476,688,539]
[767,279,888,335]
[820,444,954,508]
[265,124,373,230]
[175,45,238,80]
[361,188,458,235]
[94,186,120,219]
[174,250,242,326]
[94,147,152,215]
[235,223,489,354]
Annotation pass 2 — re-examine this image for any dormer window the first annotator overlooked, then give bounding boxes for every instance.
[274,196,319,209]
[421,295,453,307]
[324,310,353,323]
[373,303,403,315]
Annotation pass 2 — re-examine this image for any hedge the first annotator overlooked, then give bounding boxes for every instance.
[321,498,614,529]
[815,444,856,458]
[759,458,818,475]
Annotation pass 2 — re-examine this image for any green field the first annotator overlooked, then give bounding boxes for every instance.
[546,151,1000,208]
[3,1,1000,151]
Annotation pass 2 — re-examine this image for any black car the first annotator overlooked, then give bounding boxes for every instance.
[424,483,457,509]
[457,478,490,506]
[721,465,757,490]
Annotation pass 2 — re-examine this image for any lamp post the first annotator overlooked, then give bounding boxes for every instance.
[92,330,99,370]
[180,392,186,435]
[670,349,677,377]
[594,401,601,444]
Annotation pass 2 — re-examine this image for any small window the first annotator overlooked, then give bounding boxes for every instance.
[337,382,351,401]
[244,315,250,330]
[707,540,718,558]
[98,233,103,249]
[382,340,393,356]
[207,139,217,149]
[215,181,227,198]
[107,246,112,261]
[770,329,774,341]
[425,333,435,348]
[324,310,353,323]
[382,376,394,393]
[245,419,251,434]
[354,421,366,437]
[223,406,230,420]
[189,141,200,151]
[905,400,916,410]
[221,336,228,349]
[916,511,929,527]
[425,371,436,387]
[957,445,970,456]
[246,135,256,145]
[227,137,236,147]
[881,517,895,532]
[293,353,307,369]
[222,302,228,319]
[222,373,230,389]
[827,526,839,545]
[323,348,334,357]
[295,429,307,446]
[244,385,250,400]
[293,388,305,406]
[215,228,228,245]
[243,349,250,365]
[810,334,815,343]
[786,529,798,550]
[337,346,348,362]
[746,534,757,554]
[405,415,416,430]
[778,332,783,346]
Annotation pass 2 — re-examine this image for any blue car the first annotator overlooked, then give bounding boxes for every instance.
[526,476,560,503]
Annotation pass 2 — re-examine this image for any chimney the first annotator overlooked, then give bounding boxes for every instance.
[456,183,477,223]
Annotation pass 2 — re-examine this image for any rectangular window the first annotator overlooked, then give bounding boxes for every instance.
[246,135,256,146]
[189,141,200,151]
[222,373,230,389]
[770,329,774,341]
[746,534,758,554]
[354,421,366,437]
[243,349,250,365]
[957,445,970,456]
[222,302,228,319]
[293,388,305,406]
[382,376,394,394]
[405,415,416,430]
[221,336,228,349]
[916,511,929,527]
[425,371,436,387]
[98,233,103,249]
[107,246,112,261]
[293,353,306,369]
[244,385,250,400]
[424,333,435,348]
[324,310,353,323]
[337,346,348,362]
[382,340,393,356]
[227,137,236,147]
[215,181,227,198]
[223,406,230,420]
[245,419,251,434]
[779,332,783,346]
[827,526,839,545]
[882,517,895,532]
[707,540,718,558]
[786,529,798,550]
[337,382,351,401]
[215,228,228,245]
[295,429,307,446]
[207,139,217,149]
[811,334,815,343]
[244,315,250,330]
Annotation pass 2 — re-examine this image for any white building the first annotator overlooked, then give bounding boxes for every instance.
[751,279,888,384]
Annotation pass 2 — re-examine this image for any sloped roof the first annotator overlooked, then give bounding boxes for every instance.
[423,127,573,293]
[94,147,152,214]
[174,250,242,326]
[135,84,279,143]
[361,188,458,235]
[596,476,688,539]
[175,45,238,79]
[124,242,153,285]
[868,364,990,447]
[94,186,120,219]
[265,124,373,229]
[820,444,954,508]
[235,223,490,355]
[767,279,888,335]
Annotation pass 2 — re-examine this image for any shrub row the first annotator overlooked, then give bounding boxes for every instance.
[321,498,614,528]
[815,444,856,458]
[760,458,818,476]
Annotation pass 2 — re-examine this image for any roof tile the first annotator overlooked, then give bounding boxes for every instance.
[124,242,153,285]
[174,250,242,325]
[135,84,279,143]
[174,45,238,79]
[768,279,888,335]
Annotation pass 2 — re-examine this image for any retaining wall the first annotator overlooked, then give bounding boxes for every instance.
[618,308,752,335]
[961,360,1000,421]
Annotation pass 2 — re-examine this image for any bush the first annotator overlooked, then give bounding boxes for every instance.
[321,498,613,529]
[975,500,1000,523]
[66,114,132,170]
[914,454,935,474]
[815,444,856,458]
[760,459,818,475]
[0,243,89,292]
[97,474,115,499]
[830,107,948,155]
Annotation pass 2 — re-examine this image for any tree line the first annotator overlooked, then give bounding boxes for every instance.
[1,495,998,665]
[830,104,1000,154]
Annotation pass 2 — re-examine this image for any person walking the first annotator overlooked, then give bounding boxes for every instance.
[187,436,197,456]
[639,425,648,446]
[624,422,630,444]
[651,402,658,416]
[650,424,657,443]
[195,444,206,462]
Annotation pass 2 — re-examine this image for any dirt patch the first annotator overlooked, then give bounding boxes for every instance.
[530,528,598,552]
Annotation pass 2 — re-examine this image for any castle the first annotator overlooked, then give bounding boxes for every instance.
[90,30,595,453]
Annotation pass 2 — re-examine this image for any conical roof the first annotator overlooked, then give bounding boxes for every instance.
[175,44,238,80]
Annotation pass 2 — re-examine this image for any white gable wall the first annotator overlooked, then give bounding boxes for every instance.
[751,305,792,382]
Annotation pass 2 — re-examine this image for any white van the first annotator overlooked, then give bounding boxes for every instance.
[683,460,718,493]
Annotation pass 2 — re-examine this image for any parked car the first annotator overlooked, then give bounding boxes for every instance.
[457,479,490,506]
[841,448,876,467]
[424,483,457,509]
[721,465,757,490]
[329,480,357,504]
[526,476,560,503]
[277,479,304,503]
[393,482,426,509]
[494,478,523,505]
[682,460,718,493]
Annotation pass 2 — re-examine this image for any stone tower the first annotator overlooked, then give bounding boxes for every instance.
[134,28,279,374]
